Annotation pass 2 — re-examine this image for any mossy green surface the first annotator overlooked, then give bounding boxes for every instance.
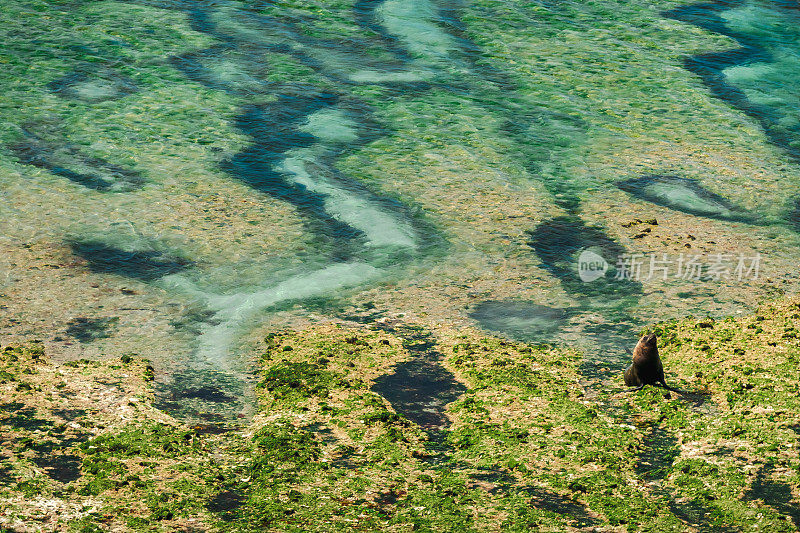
[3,0,800,368]
[2,0,800,529]
[5,301,800,530]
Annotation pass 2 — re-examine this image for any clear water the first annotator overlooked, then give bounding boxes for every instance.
[2,0,800,420]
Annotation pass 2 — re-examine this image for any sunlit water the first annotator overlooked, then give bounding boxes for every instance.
[2,0,800,421]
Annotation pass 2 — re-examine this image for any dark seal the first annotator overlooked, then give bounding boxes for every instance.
[624,333,681,392]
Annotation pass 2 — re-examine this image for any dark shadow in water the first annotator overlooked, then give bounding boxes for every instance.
[65,316,118,343]
[10,129,144,192]
[47,66,138,103]
[155,369,253,427]
[636,426,679,481]
[171,44,271,96]
[525,216,644,378]
[221,95,367,257]
[774,0,800,10]
[526,216,641,301]
[502,112,587,213]
[353,0,417,62]
[744,463,800,529]
[617,175,758,223]
[173,385,237,403]
[664,0,800,162]
[371,323,466,429]
[122,0,191,9]
[784,197,800,234]
[434,0,520,90]
[469,300,572,344]
[223,90,442,258]
[69,239,193,281]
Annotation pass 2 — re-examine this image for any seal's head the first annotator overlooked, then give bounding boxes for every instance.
[641,333,657,348]
[632,333,658,362]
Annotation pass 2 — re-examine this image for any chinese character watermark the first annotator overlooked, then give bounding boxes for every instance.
[577,251,761,282]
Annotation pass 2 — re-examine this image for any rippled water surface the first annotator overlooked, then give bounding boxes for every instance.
[2,0,800,421]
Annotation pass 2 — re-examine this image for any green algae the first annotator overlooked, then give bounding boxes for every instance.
[4,298,800,530]
[4,0,800,527]
[5,0,800,410]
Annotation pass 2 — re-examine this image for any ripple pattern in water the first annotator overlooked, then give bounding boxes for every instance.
[3,0,800,421]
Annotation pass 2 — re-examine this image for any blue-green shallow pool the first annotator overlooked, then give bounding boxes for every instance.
[2,0,800,421]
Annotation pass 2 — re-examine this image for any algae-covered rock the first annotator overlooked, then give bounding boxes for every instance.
[4,300,800,530]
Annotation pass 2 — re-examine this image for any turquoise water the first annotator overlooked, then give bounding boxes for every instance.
[667,0,800,160]
[2,0,800,420]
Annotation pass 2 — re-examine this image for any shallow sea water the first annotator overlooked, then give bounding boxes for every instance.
[2,0,800,421]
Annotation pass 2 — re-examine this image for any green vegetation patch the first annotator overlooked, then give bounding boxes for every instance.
[6,300,800,530]
[0,343,226,531]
